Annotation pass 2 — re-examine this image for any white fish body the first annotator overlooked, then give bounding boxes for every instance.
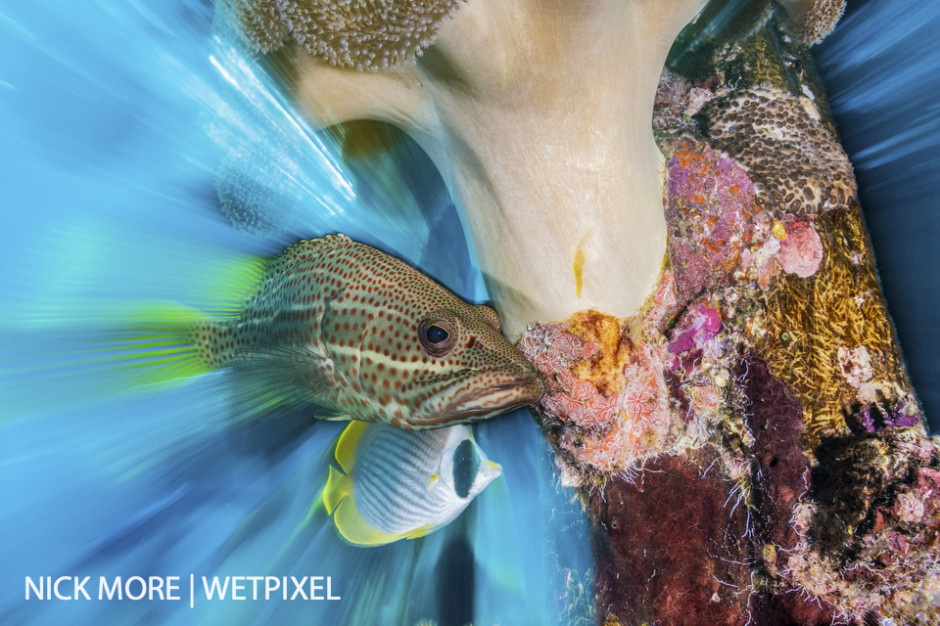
[323,421,501,546]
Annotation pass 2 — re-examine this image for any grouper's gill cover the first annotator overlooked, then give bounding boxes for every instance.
[322,421,502,546]
[190,234,544,429]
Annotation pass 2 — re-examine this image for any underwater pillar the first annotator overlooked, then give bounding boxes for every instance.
[216,0,940,623]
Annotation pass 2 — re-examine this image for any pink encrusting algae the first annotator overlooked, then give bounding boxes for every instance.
[776,216,824,277]
[667,302,723,371]
[665,141,761,301]
[665,139,827,295]
[519,272,734,482]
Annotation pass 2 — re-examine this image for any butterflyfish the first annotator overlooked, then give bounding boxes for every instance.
[323,420,501,546]
[124,234,543,429]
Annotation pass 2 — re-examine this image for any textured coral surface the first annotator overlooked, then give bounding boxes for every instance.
[523,12,935,623]
[801,0,847,46]
[785,430,940,621]
[589,450,752,626]
[665,141,759,301]
[218,1,935,622]
[218,0,463,70]
[520,275,733,483]
[702,87,856,218]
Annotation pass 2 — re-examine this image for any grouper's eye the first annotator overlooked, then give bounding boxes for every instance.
[419,319,457,357]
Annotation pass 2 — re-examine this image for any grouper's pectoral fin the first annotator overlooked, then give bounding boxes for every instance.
[226,345,347,414]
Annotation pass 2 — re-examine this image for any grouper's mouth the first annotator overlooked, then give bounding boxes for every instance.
[415,368,545,427]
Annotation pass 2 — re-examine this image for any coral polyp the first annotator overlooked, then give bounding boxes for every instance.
[520,273,737,485]
[218,0,465,70]
[702,86,857,218]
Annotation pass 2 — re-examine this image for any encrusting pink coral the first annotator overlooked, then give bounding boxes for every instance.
[777,217,824,277]
[667,303,722,370]
[664,139,827,293]
[520,271,736,482]
[664,140,761,300]
[520,321,666,479]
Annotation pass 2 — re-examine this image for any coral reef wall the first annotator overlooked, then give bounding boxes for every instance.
[520,4,939,623]
[203,0,940,623]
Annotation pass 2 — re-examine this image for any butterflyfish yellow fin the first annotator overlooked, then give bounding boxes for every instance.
[334,421,368,474]
[332,497,405,547]
[404,523,440,540]
[322,465,353,515]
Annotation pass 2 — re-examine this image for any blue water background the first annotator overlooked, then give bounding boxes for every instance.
[0,1,593,624]
[815,0,940,431]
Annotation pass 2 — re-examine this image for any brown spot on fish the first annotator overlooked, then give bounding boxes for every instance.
[193,235,543,429]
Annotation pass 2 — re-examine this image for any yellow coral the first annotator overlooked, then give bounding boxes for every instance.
[754,205,915,450]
